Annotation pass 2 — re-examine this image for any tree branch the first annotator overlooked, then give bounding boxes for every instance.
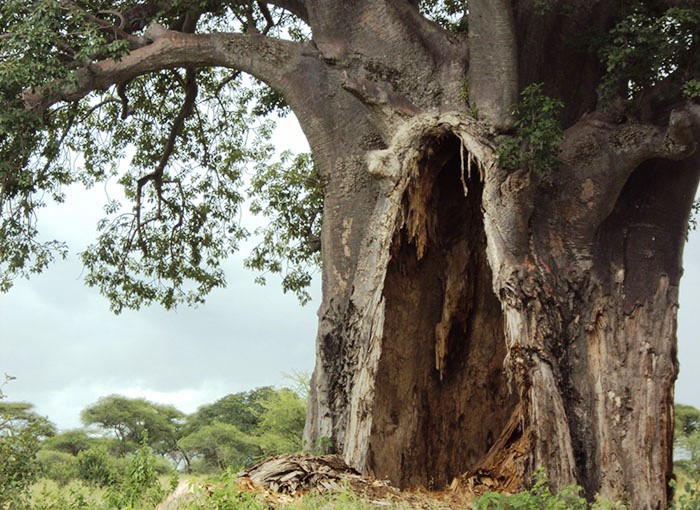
[22,29,305,115]
[468,0,518,130]
[134,66,198,246]
[267,0,308,22]
[553,104,699,229]
[59,1,147,49]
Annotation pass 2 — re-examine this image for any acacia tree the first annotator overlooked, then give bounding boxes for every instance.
[1,1,699,508]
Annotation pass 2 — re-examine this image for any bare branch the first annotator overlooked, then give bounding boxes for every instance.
[258,2,276,34]
[97,9,127,30]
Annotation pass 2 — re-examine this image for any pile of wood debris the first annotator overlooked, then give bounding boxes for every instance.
[234,454,510,509]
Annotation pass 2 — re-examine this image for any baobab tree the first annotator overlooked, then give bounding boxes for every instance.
[1,1,699,508]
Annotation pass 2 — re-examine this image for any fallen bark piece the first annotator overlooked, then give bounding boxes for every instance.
[239,454,364,495]
[237,454,474,509]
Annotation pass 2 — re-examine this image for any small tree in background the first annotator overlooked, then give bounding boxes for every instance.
[80,394,185,458]
[0,375,55,509]
[258,388,307,455]
[676,404,700,478]
[178,422,263,472]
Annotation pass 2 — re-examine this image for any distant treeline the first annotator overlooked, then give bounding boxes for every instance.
[1,377,309,492]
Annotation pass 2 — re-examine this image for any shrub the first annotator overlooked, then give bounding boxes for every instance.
[76,445,118,487]
[496,83,564,174]
[672,480,700,510]
[37,449,79,486]
[474,469,627,510]
[0,401,47,509]
[103,443,168,510]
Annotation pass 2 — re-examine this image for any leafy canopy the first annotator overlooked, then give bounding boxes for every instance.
[0,0,320,311]
[80,394,184,454]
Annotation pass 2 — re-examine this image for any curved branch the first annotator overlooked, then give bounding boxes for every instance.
[59,1,146,49]
[22,29,306,114]
[554,104,700,229]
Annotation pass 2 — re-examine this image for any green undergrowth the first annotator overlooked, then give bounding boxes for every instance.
[25,474,700,510]
[473,470,626,510]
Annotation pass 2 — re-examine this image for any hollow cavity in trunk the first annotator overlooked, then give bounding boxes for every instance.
[369,134,517,488]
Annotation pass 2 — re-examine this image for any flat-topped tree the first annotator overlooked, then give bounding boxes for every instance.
[2,2,699,508]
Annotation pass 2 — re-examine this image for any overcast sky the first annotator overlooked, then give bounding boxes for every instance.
[1,116,699,431]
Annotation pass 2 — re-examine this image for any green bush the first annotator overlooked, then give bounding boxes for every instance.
[103,444,169,510]
[672,480,700,510]
[496,83,564,174]
[30,480,98,510]
[0,424,41,510]
[75,446,118,487]
[474,469,627,510]
[0,403,48,509]
[36,449,79,486]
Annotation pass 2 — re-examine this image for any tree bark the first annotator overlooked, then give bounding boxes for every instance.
[304,99,700,509]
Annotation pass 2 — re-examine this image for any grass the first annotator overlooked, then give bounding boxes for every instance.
[25,466,700,510]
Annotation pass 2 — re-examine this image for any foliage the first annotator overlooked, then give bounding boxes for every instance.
[246,151,323,305]
[178,422,263,472]
[675,403,700,479]
[24,383,309,489]
[1,417,43,509]
[688,199,700,236]
[0,391,55,510]
[31,479,99,510]
[80,394,184,455]
[474,469,587,510]
[672,479,700,510]
[102,444,168,510]
[496,84,564,173]
[684,79,700,101]
[0,401,56,438]
[257,389,307,455]
[36,449,80,487]
[677,404,700,438]
[75,445,118,487]
[0,1,320,310]
[474,469,627,510]
[185,387,275,436]
[419,0,468,33]
[0,0,130,294]
[77,72,275,313]
[33,446,175,510]
[179,384,307,472]
[600,5,700,101]
[41,429,95,457]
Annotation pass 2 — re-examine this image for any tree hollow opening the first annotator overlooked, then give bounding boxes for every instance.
[370,132,516,488]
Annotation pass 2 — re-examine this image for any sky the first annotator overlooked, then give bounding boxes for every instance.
[1,116,699,431]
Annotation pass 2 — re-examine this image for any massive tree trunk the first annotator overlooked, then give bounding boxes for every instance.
[293,4,700,510]
[305,104,699,507]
